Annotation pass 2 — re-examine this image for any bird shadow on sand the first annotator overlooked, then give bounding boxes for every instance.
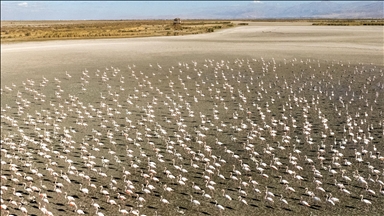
[225,205,234,210]
[309,205,321,211]
[282,207,293,212]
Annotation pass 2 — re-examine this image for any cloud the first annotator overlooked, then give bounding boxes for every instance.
[253,1,262,3]
[18,2,28,7]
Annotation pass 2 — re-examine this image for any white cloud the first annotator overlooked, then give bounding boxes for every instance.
[253,1,262,3]
[18,2,28,7]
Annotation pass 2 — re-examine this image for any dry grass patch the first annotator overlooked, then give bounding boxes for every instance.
[311,19,384,26]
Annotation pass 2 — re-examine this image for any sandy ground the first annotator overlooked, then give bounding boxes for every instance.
[1,23,384,216]
[2,23,383,84]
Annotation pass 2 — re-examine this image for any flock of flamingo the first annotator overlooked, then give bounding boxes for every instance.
[1,57,383,216]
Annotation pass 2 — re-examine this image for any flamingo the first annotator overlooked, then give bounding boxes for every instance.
[12,188,23,198]
[238,196,248,205]
[75,206,85,215]
[118,205,129,215]
[18,203,28,216]
[214,200,225,214]
[280,195,288,207]
[326,194,335,206]
[360,195,372,210]
[329,193,339,204]
[160,196,170,204]
[106,195,117,205]
[202,190,212,199]
[300,196,311,207]
[264,186,275,204]
[136,194,146,203]
[192,182,202,191]
[279,176,289,185]
[221,189,232,200]
[79,184,89,195]
[190,195,201,205]
[99,186,109,195]
[91,199,100,209]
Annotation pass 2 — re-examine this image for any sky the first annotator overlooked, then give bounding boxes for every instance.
[0,1,302,20]
[0,1,377,20]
